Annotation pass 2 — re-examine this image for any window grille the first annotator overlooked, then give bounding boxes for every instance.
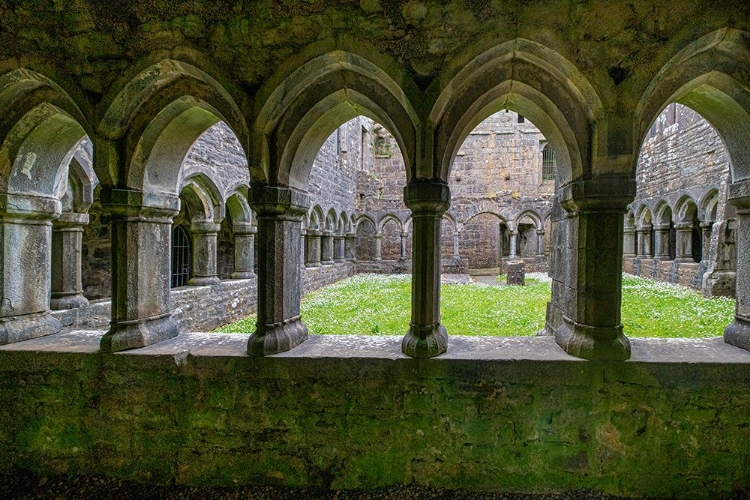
[542,144,556,181]
[171,225,192,288]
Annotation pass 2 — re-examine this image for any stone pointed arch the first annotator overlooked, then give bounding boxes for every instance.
[514,209,543,230]
[225,186,253,226]
[430,38,604,187]
[674,195,699,223]
[325,208,337,231]
[0,69,90,208]
[699,188,721,223]
[308,205,325,230]
[337,212,349,234]
[63,138,97,214]
[377,213,404,233]
[637,205,653,226]
[353,213,376,231]
[636,29,750,182]
[654,200,674,225]
[253,50,420,188]
[96,59,249,200]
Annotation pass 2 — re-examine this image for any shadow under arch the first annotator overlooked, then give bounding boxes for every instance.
[253,50,419,189]
[429,38,603,187]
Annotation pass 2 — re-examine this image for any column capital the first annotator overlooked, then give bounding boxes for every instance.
[233,223,257,236]
[675,222,693,230]
[0,191,61,220]
[191,221,221,234]
[404,181,450,214]
[652,223,672,231]
[53,211,89,228]
[100,188,179,222]
[558,177,635,213]
[728,179,750,209]
[248,185,309,218]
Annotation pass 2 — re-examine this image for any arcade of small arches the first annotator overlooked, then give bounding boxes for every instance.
[2,27,750,367]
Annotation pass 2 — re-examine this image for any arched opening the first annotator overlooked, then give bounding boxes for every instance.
[460,212,505,272]
[171,224,192,288]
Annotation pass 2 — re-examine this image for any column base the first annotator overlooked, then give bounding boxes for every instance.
[402,323,448,358]
[674,257,695,264]
[50,293,89,310]
[188,276,221,286]
[724,316,750,352]
[0,312,61,345]
[554,316,631,361]
[321,260,335,266]
[230,271,255,280]
[306,262,321,268]
[100,314,180,353]
[334,258,345,264]
[247,316,308,356]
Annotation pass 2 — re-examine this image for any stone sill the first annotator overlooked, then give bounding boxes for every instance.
[2,330,749,366]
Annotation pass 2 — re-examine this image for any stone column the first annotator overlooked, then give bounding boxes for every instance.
[724,183,750,351]
[674,222,694,262]
[553,179,633,361]
[400,231,409,261]
[700,222,712,265]
[536,229,545,259]
[345,232,356,261]
[636,225,652,257]
[189,221,221,286]
[231,223,256,279]
[508,230,518,259]
[305,229,321,267]
[402,181,450,358]
[334,234,345,263]
[652,224,672,260]
[0,194,62,344]
[321,230,334,265]
[452,231,460,259]
[50,212,89,310]
[99,189,179,353]
[623,225,636,258]
[374,232,383,261]
[247,186,309,356]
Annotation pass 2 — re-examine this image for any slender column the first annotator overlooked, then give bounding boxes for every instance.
[247,186,309,356]
[402,181,450,358]
[401,231,409,261]
[305,229,321,267]
[334,234,345,263]
[553,179,633,361]
[674,222,694,262]
[636,225,652,257]
[51,212,89,309]
[700,222,712,265]
[536,229,545,258]
[0,193,62,344]
[345,232,356,261]
[374,232,383,261]
[452,231,460,259]
[724,184,750,351]
[231,223,256,279]
[623,226,636,257]
[300,228,306,267]
[99,189,180,353]
[189,221,221,286]
[652,224,672,260]
[508,230,518,259]
[321,230,334,265]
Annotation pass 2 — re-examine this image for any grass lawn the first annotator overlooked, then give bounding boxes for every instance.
[216,273,735,338]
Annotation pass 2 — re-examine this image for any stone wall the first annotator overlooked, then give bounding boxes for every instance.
[0,334,748,498]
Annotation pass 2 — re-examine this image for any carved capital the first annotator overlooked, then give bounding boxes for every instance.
[558,177,635,213]
[404,181,450,214]
[248,185,309,219]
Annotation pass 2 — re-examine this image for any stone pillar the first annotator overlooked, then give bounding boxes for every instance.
[452,231,460,259]
[402,181,450,358]
[652,224,672,260]
[231,223,256,279]
[345,232,356,261]
[400,231,409,261]
[536,229,545,259]
[674,222,694,262]
[189,221,221,286]
[334,234,345,263]
[305,229,321,267]
[553,179,633,361]
[701,222,712,265]
[623,225,636,257]
[507,230,518,260]
[50,212,89,310]
[636,225,652,257]
[321,230,334,265]
[99,189,179,353]
[0,194,62,344]
[374,232,383,261]
[247,186,309,356]
[724,183,750,351]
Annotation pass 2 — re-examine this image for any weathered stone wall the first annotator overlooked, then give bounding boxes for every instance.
[0,334,748,498]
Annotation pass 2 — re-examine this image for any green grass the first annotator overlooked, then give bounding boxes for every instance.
[216,273,735,338]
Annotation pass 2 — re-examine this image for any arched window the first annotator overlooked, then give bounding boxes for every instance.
[542,144,556,181]
[171,225,192,288]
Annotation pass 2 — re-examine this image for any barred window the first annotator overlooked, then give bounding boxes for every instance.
[542,144,556,181]
[171,225,192,288]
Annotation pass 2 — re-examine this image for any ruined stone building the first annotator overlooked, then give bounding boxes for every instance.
[1,2,750,498]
